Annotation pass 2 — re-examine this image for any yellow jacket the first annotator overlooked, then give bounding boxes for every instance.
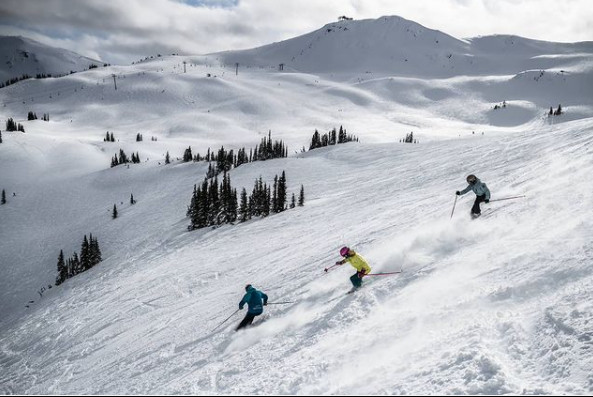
[345,252,371,274]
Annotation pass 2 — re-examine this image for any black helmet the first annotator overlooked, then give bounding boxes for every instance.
[466,174,477,184]
[245,284,252,291]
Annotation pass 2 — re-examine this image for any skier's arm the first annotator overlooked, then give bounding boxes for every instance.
[458,185,472,195]
[239,293,249,309]
[262,292,268,305]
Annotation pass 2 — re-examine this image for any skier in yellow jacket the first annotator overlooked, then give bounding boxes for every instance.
[335,246,371,290]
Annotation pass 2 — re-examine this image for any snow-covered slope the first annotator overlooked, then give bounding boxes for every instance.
[0,16,592,394]
[215,16,593,77]
[0,36,102,82]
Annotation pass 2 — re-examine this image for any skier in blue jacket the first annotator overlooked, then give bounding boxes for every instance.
[456,174,491,217]
[236,284,268,330]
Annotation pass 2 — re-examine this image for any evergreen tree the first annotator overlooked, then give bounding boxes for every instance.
[110,132,115,142]
[338,125,346,143]
[556,104,562,115]
[239,188,249,222]
[310,129,321,150]
[208,176,220,225]
[277,171,287,212]
[183,146,193,162]
[272,175,278,213]
[263,186,271,217]
[1,189,5,205]
[71,252,81,276]
[6,118,14,131]
[27,111,37,121]
[55,250,67,286]
[130,193,136,204]
[66,257,73,279]
[112,204,118,219]
[80,235,90,272]
[290,193,296,209]
[89,234,102,268]
[267,131,273,158]
[0,131,2,143]
[165,151,170,164]
[298,185,305,206]
[118,149,129,164]
[549,106,554,116]
[198,179,209,228]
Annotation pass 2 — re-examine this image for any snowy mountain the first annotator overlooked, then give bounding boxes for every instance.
[0,16,592,394]
[0,36,102,83]
[215,15,593,77]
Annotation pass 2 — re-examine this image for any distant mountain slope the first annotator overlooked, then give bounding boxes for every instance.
[215,15,593,77]
[0,36,102,82]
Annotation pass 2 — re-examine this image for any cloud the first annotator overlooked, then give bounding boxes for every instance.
[0,0,591,65]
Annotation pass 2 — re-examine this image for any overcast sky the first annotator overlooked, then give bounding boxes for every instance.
[1,0,591,64]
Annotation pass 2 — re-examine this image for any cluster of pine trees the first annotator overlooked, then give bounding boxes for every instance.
[0,71,73,88]
[5,118,25,132]
[309,126,358,150]
[111,149,141,167]
[35,73,55,79]
[402,131,417,143]
[55,234,102,286]
[104,131,116,142]
[187,171,304,230]
[26,111,49,121]
[0,73,31,89]
[136,133,143,142]
[187,172,238,229]
[181,131,288,177]
[549,104,563,116]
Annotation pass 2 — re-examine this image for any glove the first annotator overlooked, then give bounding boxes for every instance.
[456,191,461,196]
[264,301,268,306]
[239,303,244,310]
[485,199,490,203]
[357,271,366,279]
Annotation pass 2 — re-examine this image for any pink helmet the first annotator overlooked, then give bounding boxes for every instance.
[340,246,350,257]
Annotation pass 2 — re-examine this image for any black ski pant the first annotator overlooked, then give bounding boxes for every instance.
[472,194,487,215]
[236,312,257,331]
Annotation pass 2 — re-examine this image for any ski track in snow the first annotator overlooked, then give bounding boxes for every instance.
[0,31,592,394]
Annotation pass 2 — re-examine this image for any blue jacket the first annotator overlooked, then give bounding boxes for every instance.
[239,286,268,315]
[459,178,490,200]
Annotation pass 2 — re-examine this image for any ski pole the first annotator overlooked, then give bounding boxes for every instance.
[489,195,526,203]
[211,308,240,332]
[324,263,341,273]
[266,301,295,305]
[450,195,458,219]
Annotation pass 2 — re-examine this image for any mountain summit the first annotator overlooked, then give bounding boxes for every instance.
[215,15,593,77]
[0,36,102,82]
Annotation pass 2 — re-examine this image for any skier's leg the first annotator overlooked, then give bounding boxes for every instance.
[236,313,256,330]
[350,272,362,288]
[472,195,485,215]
